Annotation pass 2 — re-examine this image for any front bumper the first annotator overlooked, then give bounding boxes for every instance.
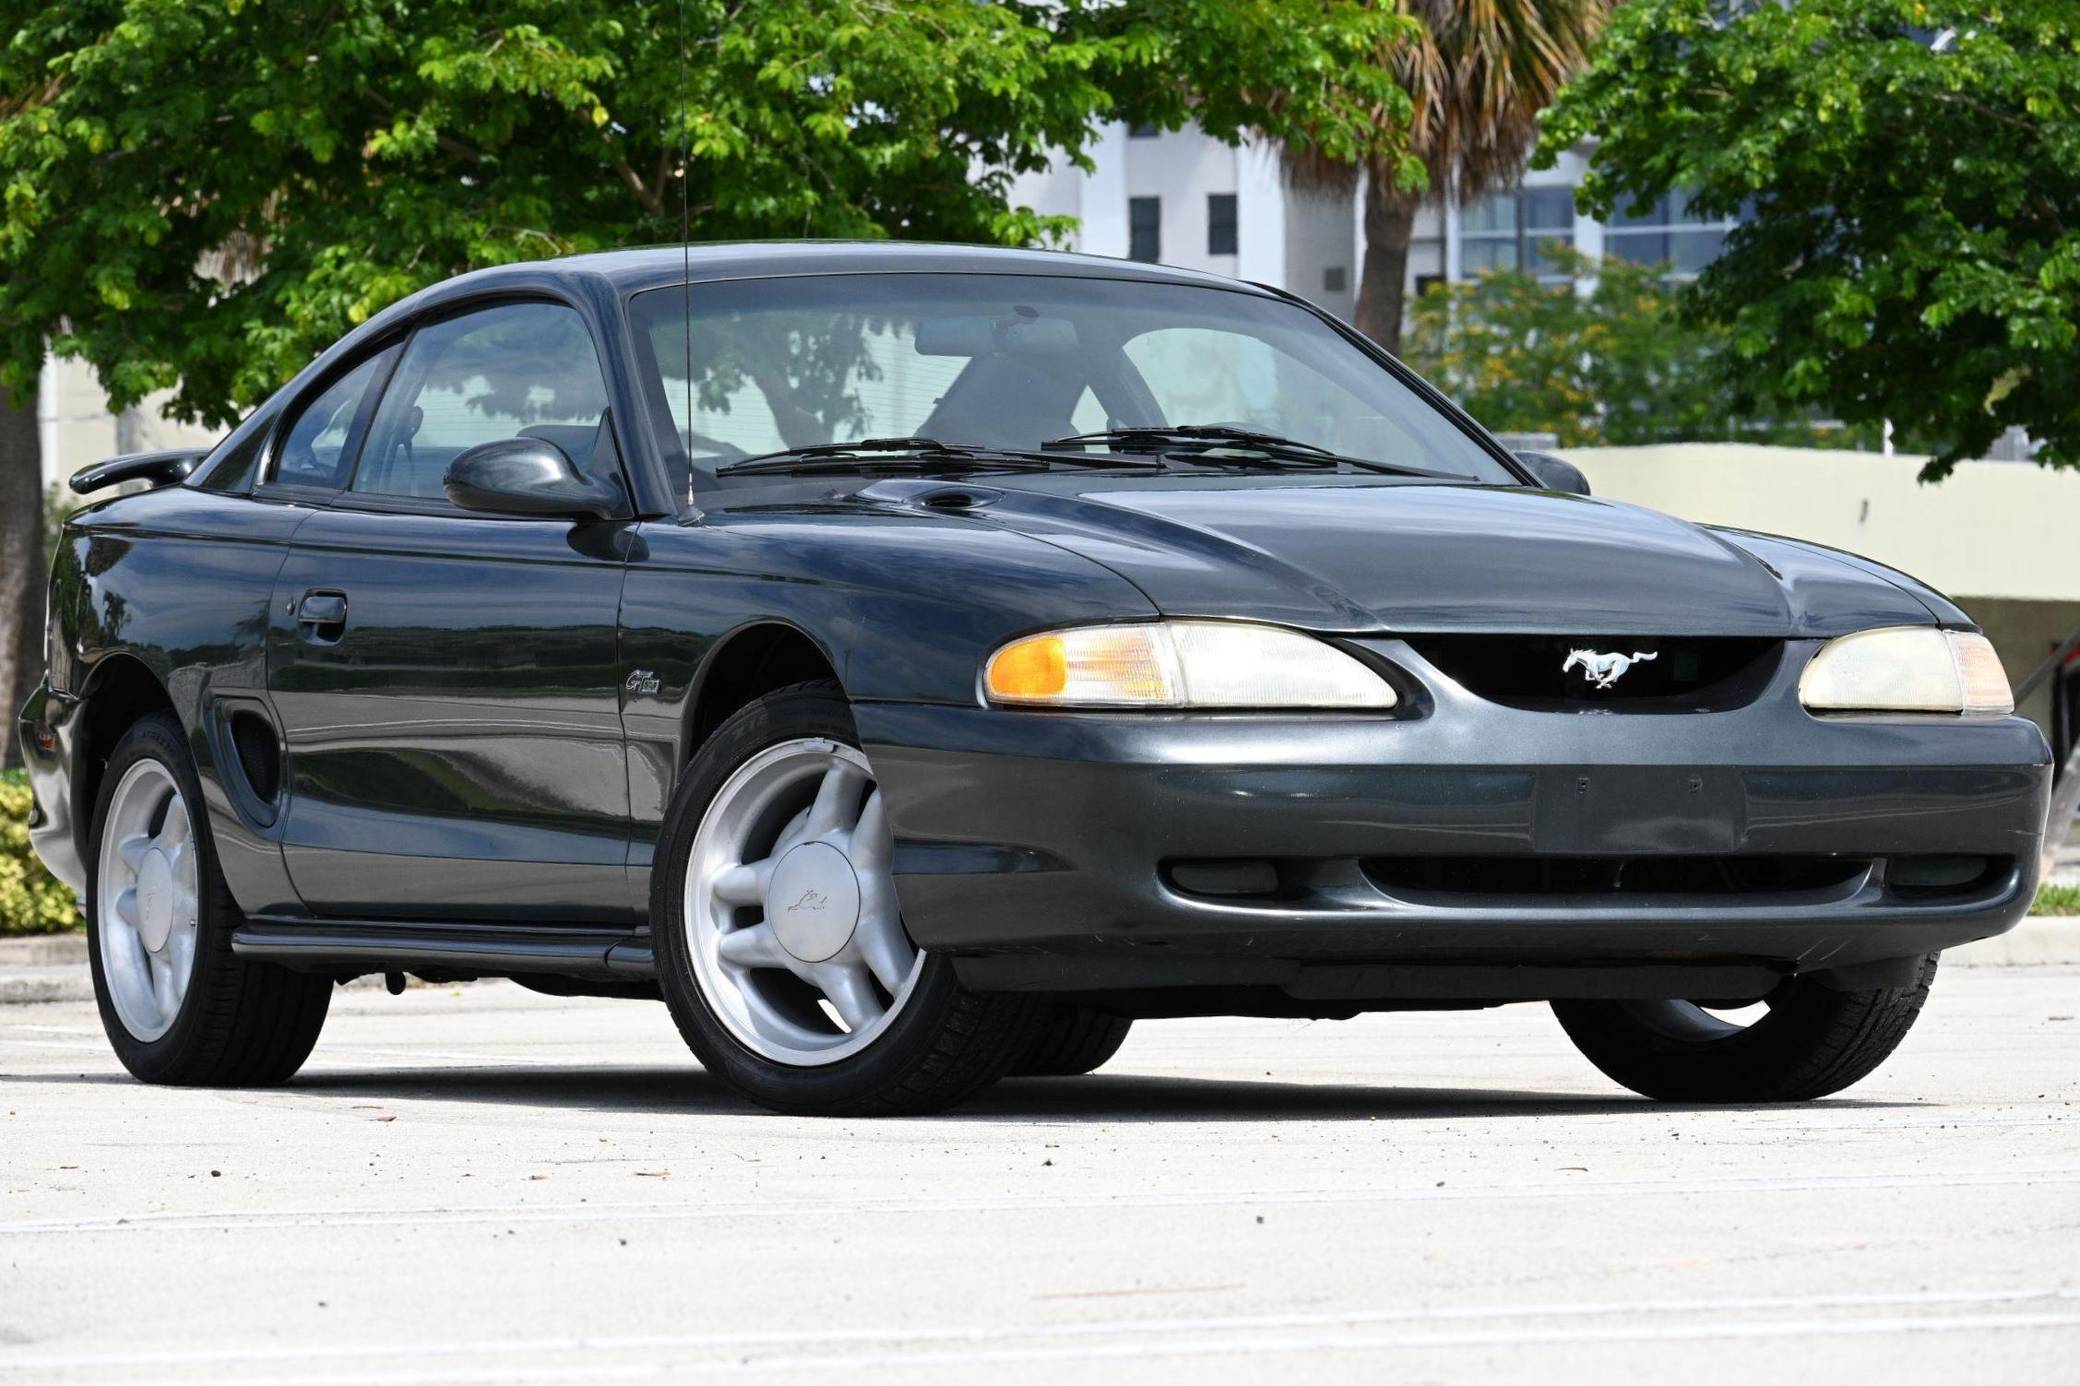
[858,643,2050,1000]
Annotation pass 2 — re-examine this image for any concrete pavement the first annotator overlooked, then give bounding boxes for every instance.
[2,968,2077,1383]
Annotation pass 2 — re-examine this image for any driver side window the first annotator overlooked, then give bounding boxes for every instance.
[354,302,612,500]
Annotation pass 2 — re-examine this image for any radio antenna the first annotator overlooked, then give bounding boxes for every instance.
[677,0,693,505]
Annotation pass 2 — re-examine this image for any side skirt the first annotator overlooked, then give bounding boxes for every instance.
[231,915,658,981]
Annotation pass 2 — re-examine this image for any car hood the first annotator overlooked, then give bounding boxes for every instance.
[943,478,1942,636]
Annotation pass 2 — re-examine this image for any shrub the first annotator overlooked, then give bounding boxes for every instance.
[2035,883,2080,918]
[1,769,79,935]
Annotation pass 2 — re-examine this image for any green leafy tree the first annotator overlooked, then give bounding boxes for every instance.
[0,0,1412,423]
[1539,0,2080,478]
[0,0,1416,762]
[1282,0,1613,354]
[1402,249,1863,447]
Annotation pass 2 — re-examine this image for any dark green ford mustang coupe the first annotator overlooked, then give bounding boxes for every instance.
[18,243,2049,1114]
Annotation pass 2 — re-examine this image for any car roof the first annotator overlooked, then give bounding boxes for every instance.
[402,240,1279,306]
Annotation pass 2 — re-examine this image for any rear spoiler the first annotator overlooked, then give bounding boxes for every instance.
[70,447,211,496]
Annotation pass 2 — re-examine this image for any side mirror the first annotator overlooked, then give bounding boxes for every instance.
[1515,450,1591,496]
[443,437,621,520]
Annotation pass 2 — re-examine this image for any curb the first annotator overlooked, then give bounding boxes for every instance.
[0,933,86,968]
[0,936,91,1004]
[0,964,93,1005]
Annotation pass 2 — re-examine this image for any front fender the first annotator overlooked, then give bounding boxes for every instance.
[616,506,1158,846]
[623,507,1159,708]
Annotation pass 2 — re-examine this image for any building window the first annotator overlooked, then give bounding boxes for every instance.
[1129,196,1161,264]
[1207,194,1238,257]
[1522,188,1575,276]
[1459,192,1519,275]
[1128,121,1159,139]
[1458,187,1575,282]
[1603,193,1742,277]
[1322,265,1348,294]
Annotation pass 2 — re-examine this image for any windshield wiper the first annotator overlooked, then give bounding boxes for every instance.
[717,436,1159,477]
[1043,425,1474,481]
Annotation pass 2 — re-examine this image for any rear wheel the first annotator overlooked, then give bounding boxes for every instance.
[1552,956,1939,1103]
[1012,1005,1132,1077]
[87,711,330,1084]
[652,682,1042,1115]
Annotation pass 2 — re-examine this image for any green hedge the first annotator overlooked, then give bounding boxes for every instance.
[2,769,80,935]
[2036,883,2080,918]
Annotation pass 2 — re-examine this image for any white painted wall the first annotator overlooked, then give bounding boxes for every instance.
[1283,182,1356,319]
[1120,127,1237,275]
[1232,141,1284,287]
[1561,443,2080,606]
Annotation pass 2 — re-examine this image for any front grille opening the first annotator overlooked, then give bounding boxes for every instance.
[1366,854,1872,897]
[1405,634,1783,712]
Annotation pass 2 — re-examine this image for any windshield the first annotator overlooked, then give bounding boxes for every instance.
[628,272,1517,496]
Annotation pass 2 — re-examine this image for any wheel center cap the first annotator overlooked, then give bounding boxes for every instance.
[135,851,175,953]
[766,842,861,963]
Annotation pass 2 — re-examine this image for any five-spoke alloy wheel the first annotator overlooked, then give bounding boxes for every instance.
[683,737,924,1065]
[95,758,200,1042]
[86,711,331,1085]
[653,682,1041,1115]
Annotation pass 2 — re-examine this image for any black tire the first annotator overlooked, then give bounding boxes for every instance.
[651,681,1045,1115]
[1552,955,1939,1103]
[86,711,331,1085]
[1011,1004,1132,1077]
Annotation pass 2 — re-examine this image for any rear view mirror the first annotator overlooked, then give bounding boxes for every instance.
[1515,450,1591,496]
[914,313,1079,357]
[444,437,622,520]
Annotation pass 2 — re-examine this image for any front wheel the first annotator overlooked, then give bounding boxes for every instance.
[652,682,1042,1115]
[1552,955,1939,1103]
[86,711,331,1084]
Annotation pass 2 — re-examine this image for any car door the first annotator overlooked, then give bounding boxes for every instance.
[267,298,638,923]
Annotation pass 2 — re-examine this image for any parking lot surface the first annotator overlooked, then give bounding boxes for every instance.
[2,966,2077,1383]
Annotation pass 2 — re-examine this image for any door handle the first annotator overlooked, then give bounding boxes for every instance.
[295,590,348,642]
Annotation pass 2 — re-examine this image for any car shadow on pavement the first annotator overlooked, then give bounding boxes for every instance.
[65,1064,1908,1122]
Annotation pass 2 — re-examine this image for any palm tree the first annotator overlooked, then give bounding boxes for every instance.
[1287,0,1611,355]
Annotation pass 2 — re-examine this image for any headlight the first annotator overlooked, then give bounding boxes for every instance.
[984,621,1396,709]
[1799,626,2013,715]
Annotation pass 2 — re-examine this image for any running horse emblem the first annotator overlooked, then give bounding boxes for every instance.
[1562,648,1658,690]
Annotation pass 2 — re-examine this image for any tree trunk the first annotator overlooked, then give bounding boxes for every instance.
[1353,181,1420,357]
[0,377,44,768]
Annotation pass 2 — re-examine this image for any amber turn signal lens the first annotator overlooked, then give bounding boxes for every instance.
[985,634,1069,700]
